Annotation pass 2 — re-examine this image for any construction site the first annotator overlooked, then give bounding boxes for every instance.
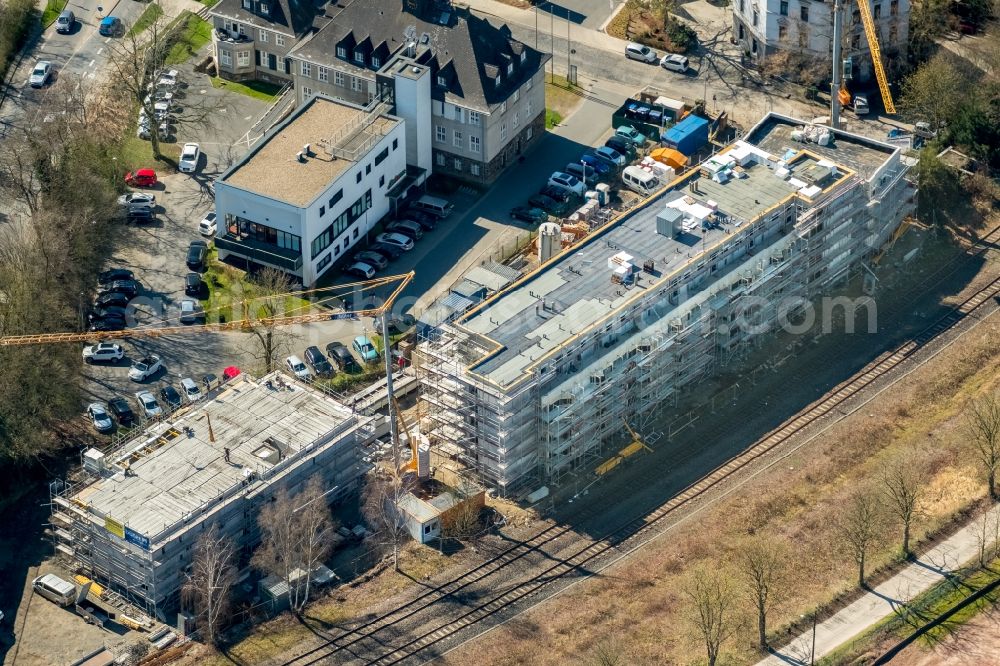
[47,371,383,622]
[414,112,917,495]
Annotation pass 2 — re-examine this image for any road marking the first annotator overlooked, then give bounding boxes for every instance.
[97,47,103,55]
[104,37,111,43]
[244,115,251,120]
[88,59,95,67]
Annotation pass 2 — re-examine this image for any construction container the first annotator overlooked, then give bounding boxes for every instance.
[662,115,710,156]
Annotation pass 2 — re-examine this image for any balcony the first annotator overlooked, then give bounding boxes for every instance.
[213,30,255,79]
[214,233,303,273]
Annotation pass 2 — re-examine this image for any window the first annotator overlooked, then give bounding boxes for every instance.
[237,50,250,67]
[526,126,533,140]
[242,0,250,8]
[392,138,398,150]
[356,172,361,183]
[739,0,744,12]
[236,218,301,252]
[800,5,809,21]
[300,61,311,77]
[513,111,519,128]
[351,76,362,92]
[320,205,326,217]
[276,56,284,71]
[437,75,447,86]
[890,0,898,14]
[238,23,246,35]
[220,50,232,66]
[435,125,446,142]
[329,190,343,208]
[779,0,788,14]
[365,164,371,175]
[374,146,389,166]
[852,9,860,23]
[739,23,745,39]
[354,50,364,63]
[453,158,462,171]
[495,75,500,88]
[379,174,385,187]
[436,153,445,166]
[513,89,519,103]
[500,100,507,114]
[310,191,370,258]
[520,51,526,63]
[873,3,881,18]
[500,122,507,141]
[259,29,267,42]
[337,46,346,58]
[470,163,480,176]
[353,228,359,238]
[335,71,344,86]
[316,253,332,273]
[753,9,759,26]
[470,111,481,126]
[454,106,464,122]
[526,77,532,90]
[506,62,513,75]
[778,24,787,39]
[318,67,328,82]
[260,2,269,12]
[469,135,480,153]
[526,99,532,116]
[851,33,860,49]
[275,34,284,47]
[453,130,463,147]
[302,86,312,98]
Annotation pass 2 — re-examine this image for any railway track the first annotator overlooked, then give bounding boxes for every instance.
[278,227,1000,666]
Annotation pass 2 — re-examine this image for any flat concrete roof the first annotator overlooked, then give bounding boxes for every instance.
[457,135,857,389]
[223,96,399,207]
[74,372,360,542]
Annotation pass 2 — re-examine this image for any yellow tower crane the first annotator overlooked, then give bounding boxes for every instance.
[855,0,896,114]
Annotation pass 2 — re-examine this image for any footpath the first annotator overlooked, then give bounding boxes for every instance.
[759,502,1000,665]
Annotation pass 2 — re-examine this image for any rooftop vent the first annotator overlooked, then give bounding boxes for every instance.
[296,151,306,163]
[303,143,311,157]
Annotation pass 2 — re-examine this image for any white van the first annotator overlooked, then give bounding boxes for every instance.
[410,195,454,219]
[625,42,657,63]
[622,166,660,196]
[33,574,76,607]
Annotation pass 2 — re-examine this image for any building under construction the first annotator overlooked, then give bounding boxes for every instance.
[48,372,379,620]
[415,112,916,495]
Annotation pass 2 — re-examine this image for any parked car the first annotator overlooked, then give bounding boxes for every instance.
[345,262,376,279]
[179,299,199,324]
[159,385,182,409]
[153,69,179,90]
[186,240,208,270]
[83,342,124,363]
[184,272,203,297]
[89,305,128,322]
[326,342,359,372]
[853,94,870,115]
[304,346,334,376]
[565,162,599,187]
[137,113,170,141]
[180,377,202,402]
[29,61,52,88]
[108,397,135,425]
[527,194,565,216]
[99,279,140,298]
[126,207,155,224]
[625,42,657,63]
[118,192,155,209]
[129,355,162,382]
[580,153,613,175]
[55,9,75,33]
[94,292,129,309]
[98,16,123,37]
[604,135,637,159]
[134,391,163,418]
[89,317,126,332]
[660,53,689,73]
[98,268,134,284]
[373,313,415,334]
[548,171,586,197]
[285,354,312,380]
[199,212,217,236]
[178,143,200,173]
[369,241,404,260]
[88,403,114,432]
[353,336,379,363]
[353,251,389,270]
[615,125,647,146]
[540,185,572,203]
[593,145,627,167]
[375,232,414,251]
[510,206,548,224]
[398,209,437,231]
[385,219,424,240]
[125,169,157,187]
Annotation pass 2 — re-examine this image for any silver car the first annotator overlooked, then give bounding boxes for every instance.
[29,61,52,88]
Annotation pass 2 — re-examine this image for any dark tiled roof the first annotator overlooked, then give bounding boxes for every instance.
[212,0,322,36]
[290,0,549,111]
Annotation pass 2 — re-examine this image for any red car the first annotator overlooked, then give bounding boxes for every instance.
[125,168,158,187]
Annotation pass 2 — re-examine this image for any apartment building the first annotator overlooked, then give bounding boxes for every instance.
[213,94,407,286]
[415,113,916,495]
[48,372,379,620]
[732,0,909,81]
[211,0,323,83]
[286,0,548,184]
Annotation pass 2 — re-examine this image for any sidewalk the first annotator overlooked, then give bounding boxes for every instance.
[759,502,1000,666]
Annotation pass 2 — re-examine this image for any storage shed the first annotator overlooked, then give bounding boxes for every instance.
[662,115,710,156]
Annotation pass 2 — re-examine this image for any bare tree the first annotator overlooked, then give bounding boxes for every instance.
[590,638,622,666]
[244,267,297,373]
[441,478,483,543]
[881,459,925,556]
[296,476,338,609]
[974,507,1000,568]
[735,536,785,650]
[182,524,236,645]
[254,487,303,609]
[361,469,412,571]
[967,393,1000,500]
[837,489,882,587]
[681,563,739,666]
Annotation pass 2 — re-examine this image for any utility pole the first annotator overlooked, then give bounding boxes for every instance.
[534,4,538,50]
[566,8,570,77]
[830,0,843,129]
[550,9,555,82]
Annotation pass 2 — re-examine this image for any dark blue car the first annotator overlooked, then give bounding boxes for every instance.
[99,16,123,36]
[581,153,613,175]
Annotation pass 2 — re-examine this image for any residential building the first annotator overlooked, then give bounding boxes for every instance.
[210,0,323,83]
[48,371,381,620]
[213,94,407,286]
[732,0,909,81]
[415,113,916,495]
[287,0,548,184]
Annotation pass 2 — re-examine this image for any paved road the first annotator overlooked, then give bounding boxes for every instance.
[760,502,1000,666]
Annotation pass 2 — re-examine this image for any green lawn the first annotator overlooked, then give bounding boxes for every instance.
[127,3,164,37]
[545,109,563,129]
[200,249,243,324]
[41,0,68,28]
[210,77,283,102]
[119,132,181,170]
[196,0,220,6]
[165,12,212,65]
[315,367,384,393]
